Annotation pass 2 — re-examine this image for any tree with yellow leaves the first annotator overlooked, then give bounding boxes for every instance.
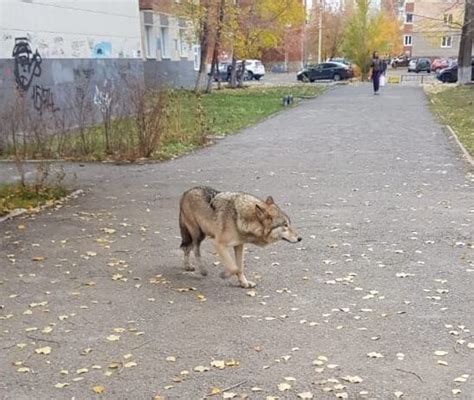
[179,0,305,90]
[225,0,305,87]
[342,0,402,79]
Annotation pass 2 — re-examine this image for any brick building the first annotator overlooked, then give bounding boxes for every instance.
[401,0,465,58]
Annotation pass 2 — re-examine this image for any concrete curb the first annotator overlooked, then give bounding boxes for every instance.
[446,125,474,167]
[0,189,85,224]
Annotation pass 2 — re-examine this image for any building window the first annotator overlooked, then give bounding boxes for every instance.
[143,12,155,59]
[160,27,170,58]
[441,36,452,48]
[404,35,413,47]
[405,13,413,23]
[193,45,200,71]
[443,14,453,24]
[179,29,188,57]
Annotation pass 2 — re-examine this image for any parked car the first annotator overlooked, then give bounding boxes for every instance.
[437,61,474,83]
[414,58,431,73]
[431,58,452,73]
[326,57,351,65]
[407,59,417,72]
[209,61,249,82]
[297,62,353,82]
[391,55,410,68]
[209,63,231,82]
[244,59,265,80]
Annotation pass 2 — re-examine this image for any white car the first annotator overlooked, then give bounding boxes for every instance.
[408,59,417,72]
[244,59,265,80]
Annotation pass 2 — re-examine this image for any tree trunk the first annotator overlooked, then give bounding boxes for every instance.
[458,0,473,85]
[229,56,238,88]
[237,59,246,87]
[206,48,218,93]
[205,0,225,93]
[194,1,212,93]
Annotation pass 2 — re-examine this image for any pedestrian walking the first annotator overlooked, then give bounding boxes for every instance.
[368,51,384,95]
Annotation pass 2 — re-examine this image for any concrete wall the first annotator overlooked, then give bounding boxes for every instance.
[0,0,142,58]
[144,59,197,89]
[139,10,199,88]
[0,0,145,128]
[0,57,143,128]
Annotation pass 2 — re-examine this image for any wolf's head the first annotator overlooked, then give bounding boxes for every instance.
[255,196,302,244]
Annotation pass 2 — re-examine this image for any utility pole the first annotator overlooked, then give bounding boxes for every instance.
[302,0,307,68]
[318,0,323,63]
[458,0,473,84]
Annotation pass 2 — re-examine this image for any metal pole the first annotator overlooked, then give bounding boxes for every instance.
[302,0,307,68]
[318,0,323,63]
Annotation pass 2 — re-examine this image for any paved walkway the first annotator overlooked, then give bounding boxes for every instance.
[1,85,473,400]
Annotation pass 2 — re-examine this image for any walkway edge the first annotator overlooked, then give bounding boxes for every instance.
[0,189,85,224]
[446,124,474,166]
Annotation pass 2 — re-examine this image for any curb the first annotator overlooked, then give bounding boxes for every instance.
[446,125,474,167]
[0,189,85,224]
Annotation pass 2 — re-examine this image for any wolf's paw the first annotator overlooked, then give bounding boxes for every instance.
[200,269,208,277]
[184,265,196,272]
[220,270,236,279]
[240,280,256,289]
[220,271,230,279]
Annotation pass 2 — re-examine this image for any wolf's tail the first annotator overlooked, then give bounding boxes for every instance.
[179,212,193,249]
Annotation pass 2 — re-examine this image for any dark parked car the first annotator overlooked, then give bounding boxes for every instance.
[297,62,353,82]
[209,63,230,81]
[437,61,474,83]
[208,61,247,82]
[409,58,431,73]
[391,56,410,68]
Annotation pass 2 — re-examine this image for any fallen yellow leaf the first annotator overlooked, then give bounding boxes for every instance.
[93,385,105,394]
[35,346,51,355]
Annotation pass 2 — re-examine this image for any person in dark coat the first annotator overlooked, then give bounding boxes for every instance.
[368,51,384,95]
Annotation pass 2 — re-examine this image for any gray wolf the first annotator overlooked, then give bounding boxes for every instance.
[179,186,302,288]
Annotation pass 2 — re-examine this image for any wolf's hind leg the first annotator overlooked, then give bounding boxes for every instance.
[194,230,207,276]
[179,216,195,272]
[182,245,195,271]
[234,244,255,288]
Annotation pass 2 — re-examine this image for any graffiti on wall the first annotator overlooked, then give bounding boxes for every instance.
[93,79,113,113]
[12,37,59,115]
[92,42,112,58]
[32,85,60,114]
[12,37,42,92]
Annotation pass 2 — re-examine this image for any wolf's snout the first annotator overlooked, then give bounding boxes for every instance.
[297,236,302,242]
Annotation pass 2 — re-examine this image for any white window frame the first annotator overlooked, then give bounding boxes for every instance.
[178,28,189,57]
[160,26,170,59]
[443,14,453,24]
[404,35,413,47]
[143,12,155,59]
[193,44,201,71]
[405,13,413,24]
[441,36,452,48]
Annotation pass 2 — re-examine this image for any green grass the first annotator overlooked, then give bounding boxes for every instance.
[0,183,67,217]
[203,85,325,135]
[429,86,474,156]
[0,85,325,162]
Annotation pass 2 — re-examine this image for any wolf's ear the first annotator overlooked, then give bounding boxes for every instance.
[265,196,274,205]
[255,204,267,221]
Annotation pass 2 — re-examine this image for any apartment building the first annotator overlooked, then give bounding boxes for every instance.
[402,0,465,58]
[139,0,199,88]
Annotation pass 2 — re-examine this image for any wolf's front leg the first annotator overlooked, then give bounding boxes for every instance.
[214,242,239,280]
[234,244,255,288]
